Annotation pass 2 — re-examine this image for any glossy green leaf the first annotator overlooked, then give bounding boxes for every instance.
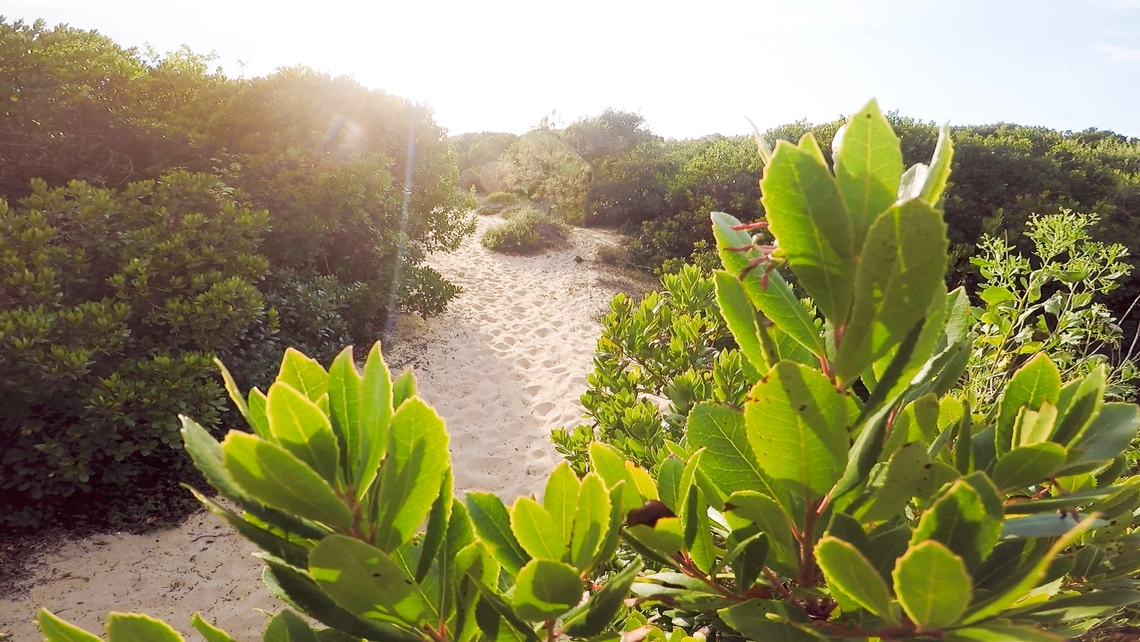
[834,199,948,386]
[105,613,184,642]
[1051,366,1105,446]
[627,517,685,558]
[856,442,958,523]
[191,614,235,642]
[263,609,318,642]
[588,441,645,511]
[180,416,245,502]
[962,517,1098,625]
[357,342,393,496]
[920,123,954,206]
[214,357,249,419]
[391,368,418,409]
[266,382,340,484]
[719,599,822,642]
[724,490,798,576]
[328,347,363,476]
[1014,403,1058,447]
[832,98,903,248]
[466,491,530,576]
[374,397,450,552]
[36,609,104,642]
[897,163,929,202]
[510,496,567,561]
[910,473,1002,569]
[712,211,824,356]
[714,270,770,371]
[560,560,643,638]
[247,387,271,438]
[761,137,854,323]
[222,432,352,530]
[688,402,777,499]
[745,361,856,502]
[277,347,329,402]
[309,535,431,626]
[944,624,1063,642]
[892,540,971,632]
[512,559,582,621]
[261,559,422,642]
[1057,403,1140,476]
[415,468,454,583]
[1000,512,1102,538]
[544,462,581,547]
[189,488,309,569]
[570,473,611,572]
[996,354,1061,456]
[815,536,896,622]
[991,442,1066,491]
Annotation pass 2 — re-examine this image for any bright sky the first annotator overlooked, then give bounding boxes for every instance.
[6,0,1140,139]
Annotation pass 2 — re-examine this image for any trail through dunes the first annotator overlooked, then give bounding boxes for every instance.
[0,215,650,640]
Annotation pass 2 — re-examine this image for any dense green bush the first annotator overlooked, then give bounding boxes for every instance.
[476,191,523,216]
[38,101,1140,641]
[481,205,568,254]
[499,130,590,223]
[0,171,269,527]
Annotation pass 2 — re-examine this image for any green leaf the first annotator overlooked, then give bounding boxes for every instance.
[191,614,235,642]
[991,443,1066,491]
[328,347,363,477]
[467,491,530,576]
[1014,403,1058,447]
[105,613,184,642]
[267,382,341,484]
[357,342,393,496]
[892,540,971,632]
[561,560,643,638]
[391,368,418,409]
[834,199,948,386]
[627,517,685,558]
[996,354,1061,456]
[247,388,271,438]
[714,270,770,371]
[897,163,929,202]
[189,487,310,569]
[510,496,567,561]
[512,559,583,621]
[1056,403,1140,476]
[588,441,647,511]
[37,609,104,642]
[222,432,353,530]
[1000,512,1102,538]
[712,212,825,357]
[180,416,245,502]
[309,535,432,626]
[920,123,954,206]
[962,516,1098,625]
[979,286,1015,306]
[910,472,1002,569]
[277,347,329,402]
[570,472,612,573]
[263,610,318,642]
[719,599,822,642]
[723,491,799,576]
[688,403,777,499]
[944,624,1063,642]
[856,442,958,523]
[415,469,454,583]
[815,536,896,622]
[544,462,581,547]
[214,357,249,418]
[761,137,854,323]
[832,98,903,249]
[261,559,422,642]
[373,397,450,552]
[1051,366,1105,446]
[745,361,855,503]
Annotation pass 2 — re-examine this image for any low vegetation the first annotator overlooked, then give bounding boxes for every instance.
[476,191,523,216]
[481,205,568,254]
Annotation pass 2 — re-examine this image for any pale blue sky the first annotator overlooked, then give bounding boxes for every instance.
[5,0,1139,138]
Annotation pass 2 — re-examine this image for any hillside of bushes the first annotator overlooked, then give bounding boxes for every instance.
[0,19,473,529]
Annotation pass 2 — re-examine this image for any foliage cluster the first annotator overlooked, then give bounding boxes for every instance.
[38,100,1140,642]
[481,205,568,254]
[497,130,591,224]
[475,191,523,216]
[0,171,269,526]
[0,18,472,527]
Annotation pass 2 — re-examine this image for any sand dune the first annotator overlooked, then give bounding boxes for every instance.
[0,216,647,640]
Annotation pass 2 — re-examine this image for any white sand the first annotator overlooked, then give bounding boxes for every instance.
[0,216,649,640]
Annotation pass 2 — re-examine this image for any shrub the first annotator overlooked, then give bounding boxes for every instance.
[476,191,522,216]
[481,205,568,254]
[0,171,269,528]
[37,100,1140,642]
[499,130,590,223]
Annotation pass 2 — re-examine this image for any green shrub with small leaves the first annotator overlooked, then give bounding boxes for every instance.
[481,205,568,254]
[37,101,1140,642]
[0,171,270,528]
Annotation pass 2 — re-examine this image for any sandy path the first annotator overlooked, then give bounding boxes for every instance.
[0,216,647,640]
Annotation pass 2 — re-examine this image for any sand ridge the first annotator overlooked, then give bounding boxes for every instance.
[0,215,648,640]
